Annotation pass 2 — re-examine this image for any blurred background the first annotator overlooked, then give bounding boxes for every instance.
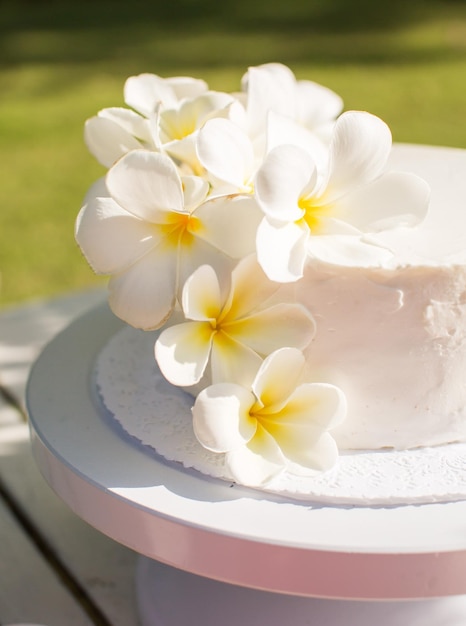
[1,0,466,308]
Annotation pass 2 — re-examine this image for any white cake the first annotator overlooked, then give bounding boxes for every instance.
[76,63,466,490]
[298,143,466,452]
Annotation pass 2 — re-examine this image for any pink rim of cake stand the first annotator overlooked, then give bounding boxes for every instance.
[26,303,466,603]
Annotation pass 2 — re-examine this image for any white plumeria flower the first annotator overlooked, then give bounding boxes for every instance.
[242,63,343,143]
[84,71,234,173]
[255,110,431,282]
[192,347,346,486]
[155,255,316,388]
[160,91,235,175]
[75,149,261,329]
[124,73,209,118]
[195,64,343,188]
[194,63,343,194]
[85,70,208,168]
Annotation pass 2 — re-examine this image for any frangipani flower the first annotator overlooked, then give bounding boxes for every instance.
[199,64,343,183]
[124,73,209,118]
[85,71,233,173]
[155,255,316,388]
[85,70,206,168]
[255,110,431,282]
[75,149,261,329]
[192,347,346,486]
[159,91,235,174]
[241,63,343,139]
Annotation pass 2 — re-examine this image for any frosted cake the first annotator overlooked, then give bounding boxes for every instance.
[75,62,466,492]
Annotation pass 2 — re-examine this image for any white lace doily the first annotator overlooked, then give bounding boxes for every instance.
[94,326,466,505]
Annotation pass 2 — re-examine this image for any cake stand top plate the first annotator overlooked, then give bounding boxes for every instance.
[26,303,466,600]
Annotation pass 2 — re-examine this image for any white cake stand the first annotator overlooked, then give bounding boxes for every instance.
[26,303,466,626]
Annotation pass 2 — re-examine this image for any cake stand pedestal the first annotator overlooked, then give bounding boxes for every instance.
[135,558,466,626]
[26,304,466,626]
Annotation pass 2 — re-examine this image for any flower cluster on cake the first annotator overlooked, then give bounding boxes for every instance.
[76,62,431,488]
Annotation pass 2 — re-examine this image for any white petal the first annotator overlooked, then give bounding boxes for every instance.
[312,216,362,236]
[165,76,209,101]
[259,383,345,472]
[106,150,184,221]
[82,176,109,203]
[159,108,185,142]
[307,234,394,267]
[264,382,347,430]
[98,107,153,142]
[283,432,340,473]
[181,175,209,211]
[182,265,222,321]
[256,218,308,283]
[296,80,344,129]
[253,347,305,409]
[84,115,143,168]
[228,303,316,354]
[243,63,296,135]
[226,424,285,486]
[155,321,215,386]
[266,112,329,172]
[147,106,162,150]
[256,144,316,222]
[124,73,178,117]
[197,118,254,189]
[178,235,235,303]
[325,111,392,201]
[75,195,159,274]
[222,254,280,321]
[194,195,263,259]
[224,98,248,129]
[192,383,256,452]
[160,92,232,144]
[108,247,177,329]
[210,331,263,387]
[164,135,202,173]
[335,171,430,232]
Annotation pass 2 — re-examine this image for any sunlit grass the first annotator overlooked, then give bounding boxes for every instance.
[1,0,466,306]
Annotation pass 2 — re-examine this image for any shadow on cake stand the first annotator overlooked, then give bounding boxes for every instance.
[26,304,466,626]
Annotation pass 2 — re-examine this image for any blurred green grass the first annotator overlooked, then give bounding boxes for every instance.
[1,0,466,307]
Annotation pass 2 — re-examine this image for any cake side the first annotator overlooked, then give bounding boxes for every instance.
[298,262,466,450]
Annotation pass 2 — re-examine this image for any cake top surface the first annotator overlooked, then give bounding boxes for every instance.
[381,143,466,267]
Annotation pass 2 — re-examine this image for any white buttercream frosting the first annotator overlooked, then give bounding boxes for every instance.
[377,143,466,266]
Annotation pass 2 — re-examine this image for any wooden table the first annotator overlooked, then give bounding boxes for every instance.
[0,290,139,626]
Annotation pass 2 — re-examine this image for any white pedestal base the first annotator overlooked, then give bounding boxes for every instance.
[136,557,466,626]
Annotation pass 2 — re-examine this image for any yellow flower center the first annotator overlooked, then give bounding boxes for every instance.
[160,110,196,141]
[241,180,254,195]
[209,318,217,330]
[159,212,202,248]
[298,195,331,234]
